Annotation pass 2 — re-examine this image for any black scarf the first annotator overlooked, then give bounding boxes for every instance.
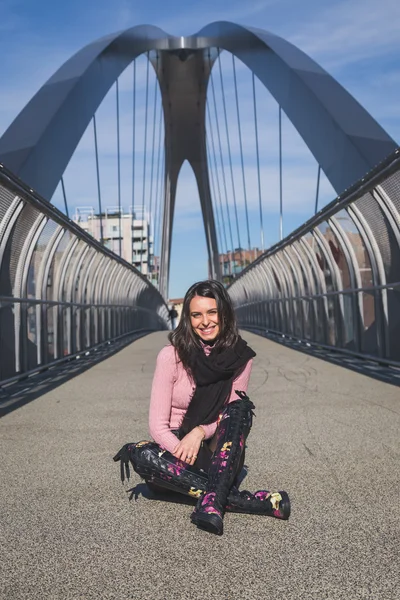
[179,336,256,435]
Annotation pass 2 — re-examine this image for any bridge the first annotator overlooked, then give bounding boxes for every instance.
[0,22,399,599]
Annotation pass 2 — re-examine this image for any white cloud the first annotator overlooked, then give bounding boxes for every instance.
[288,0,400,69]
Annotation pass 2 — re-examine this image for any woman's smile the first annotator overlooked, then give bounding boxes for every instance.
[199,324,217,336]
[189,296,220,341]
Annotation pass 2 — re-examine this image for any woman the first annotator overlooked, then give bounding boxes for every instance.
[114,280,290,535]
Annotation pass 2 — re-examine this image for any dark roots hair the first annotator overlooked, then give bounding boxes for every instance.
[169,279,239,372]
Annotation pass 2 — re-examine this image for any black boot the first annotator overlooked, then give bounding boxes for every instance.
[190,393,255,535]
[227,489,291,520]
[114,439,290,519]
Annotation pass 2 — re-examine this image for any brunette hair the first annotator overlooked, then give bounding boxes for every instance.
[169,279,239,372]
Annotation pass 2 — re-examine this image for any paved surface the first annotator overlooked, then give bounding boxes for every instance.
[0,331,399,600]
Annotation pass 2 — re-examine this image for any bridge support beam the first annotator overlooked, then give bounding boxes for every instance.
[154,50,221,299]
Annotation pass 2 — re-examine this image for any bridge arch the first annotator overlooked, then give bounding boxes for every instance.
[0,21,396,297]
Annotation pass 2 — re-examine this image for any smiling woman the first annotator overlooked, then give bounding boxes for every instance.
[114,279,291,535]
[190,296,220,341]
[170,280,237,372]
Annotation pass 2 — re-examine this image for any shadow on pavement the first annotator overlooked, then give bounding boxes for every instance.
[127,482,196,506]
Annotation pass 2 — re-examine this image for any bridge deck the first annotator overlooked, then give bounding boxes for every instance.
[1,331,399,599]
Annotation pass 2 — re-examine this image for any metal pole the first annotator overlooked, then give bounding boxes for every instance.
[279,105,283,242]
[217,49,242,267]
[148,52,159,280]
[253,73,264,251]
[232,54,251,251]
[61,176,69,218]
[206,136,223,258]
[131,60,136,265]
[141,53,150,274]
[207,102,229,264]
[116,79,122,257]
[93,114,104,244]
[156,146,165,286]
[315,164,321,214]
[208,50,234,277]
[153,98,163,283]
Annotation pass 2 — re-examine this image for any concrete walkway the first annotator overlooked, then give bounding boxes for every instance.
[0,331,399,600]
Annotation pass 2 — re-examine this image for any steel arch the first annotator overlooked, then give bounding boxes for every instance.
[0,22,396,298]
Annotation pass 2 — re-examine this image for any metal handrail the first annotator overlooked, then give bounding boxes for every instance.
[230,151,400,364]
[0,166,169,385]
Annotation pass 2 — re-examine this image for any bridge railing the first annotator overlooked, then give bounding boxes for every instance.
[0,165,169,386]
[229,149,400,366]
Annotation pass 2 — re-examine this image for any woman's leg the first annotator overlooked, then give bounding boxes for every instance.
[113,441,209,499]
[114,440,290,519]
[189,392,290,534]
[190,394,254,534]
[113,398,290,527]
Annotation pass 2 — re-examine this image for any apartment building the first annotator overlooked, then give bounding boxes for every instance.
[73,206,159,285]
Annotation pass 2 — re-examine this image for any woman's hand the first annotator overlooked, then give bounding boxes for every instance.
[173,427,205,466]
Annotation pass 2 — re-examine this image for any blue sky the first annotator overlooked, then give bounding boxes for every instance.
[0,0,399,298]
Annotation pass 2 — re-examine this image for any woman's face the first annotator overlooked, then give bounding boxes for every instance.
[189,295,220,342]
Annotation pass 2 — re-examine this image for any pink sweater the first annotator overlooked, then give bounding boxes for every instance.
[149,344,253,454]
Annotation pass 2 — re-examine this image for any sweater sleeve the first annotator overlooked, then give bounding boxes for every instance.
[148,346,181,454]
[198,421,218,440]
[198,358,254,439]
[228,358,253,402]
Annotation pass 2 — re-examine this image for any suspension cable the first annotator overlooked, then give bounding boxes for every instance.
[198,116,219,278]
[217,49,242,268]
[206,101,229,260]
[131,60,136,265]
[147,52,159,280]
[314,164,321,214]
[140,52,150,274]
[60,176,69,218]
[206,134,223,259]
[116,78,122,257]
[232,55,251,251]
[153,83,164,281]
[156,145,165,274]
[252,72,265,252]
[208,50,234,276]
[279,105,283,241]
[93,114,104,244]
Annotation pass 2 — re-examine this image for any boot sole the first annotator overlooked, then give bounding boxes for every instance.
[191,513,223,536]
[278,491,291,520]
